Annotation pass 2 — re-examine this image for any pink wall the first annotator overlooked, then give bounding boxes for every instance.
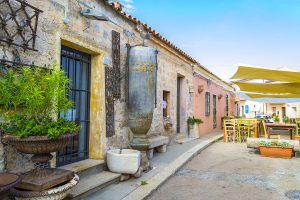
[192,75,237,135]
[179,77,188,133]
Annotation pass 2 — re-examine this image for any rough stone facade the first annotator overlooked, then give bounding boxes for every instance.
[0,0,236,172]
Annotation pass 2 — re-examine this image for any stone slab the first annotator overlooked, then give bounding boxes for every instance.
[148,136,169,149]
[59,159,105,174]
[17,168,74,192]
[68,171,121,200]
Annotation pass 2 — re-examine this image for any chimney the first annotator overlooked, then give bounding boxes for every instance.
[111,1,123,11]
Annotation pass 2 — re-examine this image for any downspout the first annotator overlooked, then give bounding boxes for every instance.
[154,50,159,108]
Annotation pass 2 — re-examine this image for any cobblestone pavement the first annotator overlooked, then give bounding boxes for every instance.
[148,142,300,200]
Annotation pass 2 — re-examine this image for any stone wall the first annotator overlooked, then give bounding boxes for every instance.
[0,0,233,172]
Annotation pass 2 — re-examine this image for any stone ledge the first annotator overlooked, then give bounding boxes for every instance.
[68,171,121,200]
[148,136,169,149]
[59,159,105,174]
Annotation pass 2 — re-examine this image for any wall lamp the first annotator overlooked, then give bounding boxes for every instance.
[80,9,111,21]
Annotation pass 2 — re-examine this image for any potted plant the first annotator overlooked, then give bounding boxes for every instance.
[259,141,293,159]
[187,116,196,129]
[0,67,80,193]
[273,115,280,123]
[283,116,289,124]
[187,116,203,138]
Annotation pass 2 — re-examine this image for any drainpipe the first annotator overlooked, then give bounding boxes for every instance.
[154,50,159,108]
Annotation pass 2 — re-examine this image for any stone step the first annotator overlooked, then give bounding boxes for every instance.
[59,159,106,178]
[68,171,121,200]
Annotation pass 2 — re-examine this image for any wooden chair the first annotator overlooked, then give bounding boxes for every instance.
[223,119,236,143]
[248,118,257,138]
[237,119,250,142]
[294,119,300,140]
[261,120,268,138]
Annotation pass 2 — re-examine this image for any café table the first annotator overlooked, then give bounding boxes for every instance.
[265,123,296,140]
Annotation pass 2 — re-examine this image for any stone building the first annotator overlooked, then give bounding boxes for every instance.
[0,0,237,173]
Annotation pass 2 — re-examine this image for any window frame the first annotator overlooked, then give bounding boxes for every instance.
[205,92,211,116]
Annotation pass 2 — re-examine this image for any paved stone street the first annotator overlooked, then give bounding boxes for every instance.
[148,142,300,200]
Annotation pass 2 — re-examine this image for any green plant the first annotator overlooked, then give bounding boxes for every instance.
[141,180,148,186]
[0,66,79,139]
[194,117,203,124]
[283,116,289,123]
[187,116,203,125]
[273,115,280,123]
[259,141,292,148]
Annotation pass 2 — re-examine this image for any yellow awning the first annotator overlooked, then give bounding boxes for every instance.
[234,82,300,94]
[247,93,300,98]
[231,66,300,83]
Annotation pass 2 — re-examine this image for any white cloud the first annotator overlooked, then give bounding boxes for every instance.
[119,0,136,13]
[122,0,133,3]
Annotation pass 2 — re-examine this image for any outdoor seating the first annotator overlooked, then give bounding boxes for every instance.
[294,119,300,140]
[223,118,260,143]
[223,119,237,143]
[237,119,257,142]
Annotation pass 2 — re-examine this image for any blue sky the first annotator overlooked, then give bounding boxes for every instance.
[122,0,300,81]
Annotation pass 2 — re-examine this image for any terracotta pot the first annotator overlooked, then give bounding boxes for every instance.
[259,146,293,159]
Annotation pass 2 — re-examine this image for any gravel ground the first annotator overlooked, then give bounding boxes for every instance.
[148,142,300,200]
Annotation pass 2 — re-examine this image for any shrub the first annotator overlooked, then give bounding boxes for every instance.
[259,141,292,148]
[0,66,79,139]
[273,115,280,123]
[187,116,203,125]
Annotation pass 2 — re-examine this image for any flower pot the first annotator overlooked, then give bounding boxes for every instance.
[189,124,200,139]
[4,134,76,191]
[259,146,293,159]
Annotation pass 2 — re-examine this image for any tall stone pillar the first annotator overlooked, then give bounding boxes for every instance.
[128,45,158,171]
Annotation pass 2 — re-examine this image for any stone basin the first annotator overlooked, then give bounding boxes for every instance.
[107,149,141,174]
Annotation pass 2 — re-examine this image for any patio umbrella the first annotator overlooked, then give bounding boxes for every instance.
[237,92,300,103]
[231,66,300,83]
[231,65,300,99]
[246,93,300,98]
[233,82,300,95]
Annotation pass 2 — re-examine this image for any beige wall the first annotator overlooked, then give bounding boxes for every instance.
[0,0,195,172]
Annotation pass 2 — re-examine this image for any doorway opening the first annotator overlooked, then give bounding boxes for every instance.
[57,46,91,166]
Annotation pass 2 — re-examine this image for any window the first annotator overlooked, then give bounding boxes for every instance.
[213,95,217,128]
[163,91,170,117]
[272,107,276,116]
[205,92,210,116]
[226,95,229,116]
